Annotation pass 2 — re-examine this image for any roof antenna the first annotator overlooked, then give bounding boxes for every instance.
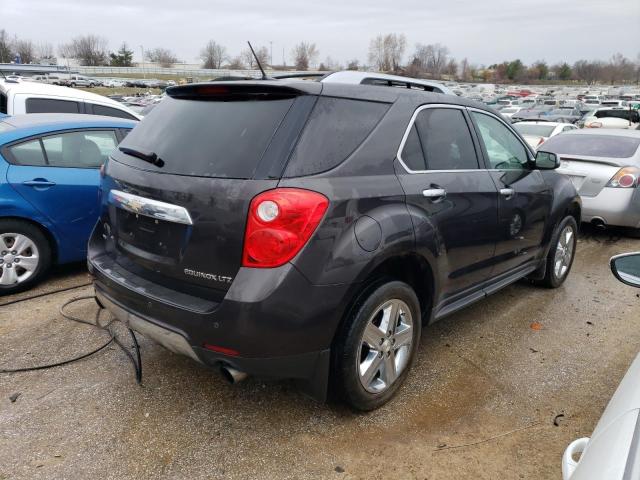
[247,41,268,80]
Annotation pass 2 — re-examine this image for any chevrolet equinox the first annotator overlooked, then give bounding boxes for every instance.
[88,81,581,410]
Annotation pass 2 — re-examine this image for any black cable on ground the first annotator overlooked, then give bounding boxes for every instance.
[0,294,143,384]
[0,282,94,308]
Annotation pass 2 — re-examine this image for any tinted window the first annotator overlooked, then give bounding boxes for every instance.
[284,97,389,177]
[514,124,556,137]
[401,125,426,170]
[0,92,7,114]
[472,112,529,169]
[116,96,294,178]
[404,108,478,171]
[8,139,46,166]
[42,130,117,168]
[91,104,138,121]
[542,134,640,158]
[26,98,81,114]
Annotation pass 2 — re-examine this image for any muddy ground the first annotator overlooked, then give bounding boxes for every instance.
[1,226,639,480]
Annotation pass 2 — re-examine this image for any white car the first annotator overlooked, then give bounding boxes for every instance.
[0,80,141,120]
[544,129,640,233]
[562,251,640,480]
[513,121,577,149]
[583,107,640,129]
[104,79,125,88]
[499,106,523,119]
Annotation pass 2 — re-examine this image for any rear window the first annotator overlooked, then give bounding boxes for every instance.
[514,124,556,137]
[595,110,639,122]
[115,96,295,178]
[542,134,640,158]
[283,97,389,177]
[26,98,81,114]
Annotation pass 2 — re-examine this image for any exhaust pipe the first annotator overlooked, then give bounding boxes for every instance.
[591,217,606,229]
[220,365,248,384]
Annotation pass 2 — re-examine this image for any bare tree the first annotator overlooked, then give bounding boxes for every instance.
[412,43,449,77]
[444,58,458,78]
[227,56,245,70]
[36,42,56,64]
[15,39,35,64]
[291,42,318,71]
[368,34,406,72]
[241,46,269,69]
[60,35,108,66]
[200,40,227,69]
[145,47,178,68]
[573,60,603,85]
[346,59,360,71]
[0,30,12,63]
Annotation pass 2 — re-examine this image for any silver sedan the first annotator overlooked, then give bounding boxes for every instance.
[541,129,640,234]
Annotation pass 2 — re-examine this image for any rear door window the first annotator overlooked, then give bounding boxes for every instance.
[42,130,118,168]
[284,97,389,177]
[26,98,81,114]
[6,139,47,166]
[400,107,479,171]
[115,96,295,179]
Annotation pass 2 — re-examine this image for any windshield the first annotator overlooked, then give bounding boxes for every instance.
[514,124,556,137]
[542,134,640,158]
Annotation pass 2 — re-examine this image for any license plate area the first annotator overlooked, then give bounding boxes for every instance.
[116,208,187,260]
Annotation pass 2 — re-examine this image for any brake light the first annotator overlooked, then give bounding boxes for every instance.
[536,137,545,147]
[607,167,640,188]
[242,188,329,268]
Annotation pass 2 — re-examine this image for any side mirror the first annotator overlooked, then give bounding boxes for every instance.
[535,151,560,170]
[611,252,640,287]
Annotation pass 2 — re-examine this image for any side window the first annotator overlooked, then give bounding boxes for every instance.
[25,98,81,114]
[562,126,575,132]
[7,139,47,166]
[90,103,139,121]
[42,130,118,168]
[401,107,478,171]
[471,112,529,170]
[0,92,7,114]
[284,97,389,177]
[400,125,426,171]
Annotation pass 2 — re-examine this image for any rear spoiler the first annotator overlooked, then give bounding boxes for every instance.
[166,81,322,100]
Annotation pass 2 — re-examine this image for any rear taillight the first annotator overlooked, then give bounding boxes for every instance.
[607,167,640,188]
[242,188,329,268]
[536,137,545,147]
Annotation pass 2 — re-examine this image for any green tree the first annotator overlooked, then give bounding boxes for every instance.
[557,62,572,81]
[109,43,134,67]
[533,60,549,80]
[506,59,524,81]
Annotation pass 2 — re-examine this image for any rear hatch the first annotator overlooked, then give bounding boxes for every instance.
[101,82,320,299]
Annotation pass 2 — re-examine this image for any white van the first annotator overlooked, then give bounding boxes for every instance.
[0,80,141,120]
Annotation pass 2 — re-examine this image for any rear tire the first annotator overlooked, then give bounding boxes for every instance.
[537,216,578,288]
[332,281,421,411]
[0,220,52,295]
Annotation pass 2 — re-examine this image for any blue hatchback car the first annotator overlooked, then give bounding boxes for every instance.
[0,114,136,293]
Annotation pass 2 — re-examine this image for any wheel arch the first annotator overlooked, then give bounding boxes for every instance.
[0,216,60,264]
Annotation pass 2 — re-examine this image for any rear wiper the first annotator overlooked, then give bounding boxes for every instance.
[119,147,165,168]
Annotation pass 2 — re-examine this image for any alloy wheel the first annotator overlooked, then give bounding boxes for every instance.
[554,225,575,279]
[357,299,414,394]
[0,233,40,286]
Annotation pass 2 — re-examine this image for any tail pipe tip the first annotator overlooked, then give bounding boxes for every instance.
[220,365,248,384]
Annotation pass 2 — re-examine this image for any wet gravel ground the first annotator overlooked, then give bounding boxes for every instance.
[1,225,640,479]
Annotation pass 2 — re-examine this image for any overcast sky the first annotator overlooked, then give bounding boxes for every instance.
[3,0,639,66]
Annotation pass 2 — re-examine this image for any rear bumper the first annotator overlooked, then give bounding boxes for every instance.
[580,187,640,228]
[89,252,351,400]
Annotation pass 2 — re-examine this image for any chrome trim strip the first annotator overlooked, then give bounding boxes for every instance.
[108,190,193,225]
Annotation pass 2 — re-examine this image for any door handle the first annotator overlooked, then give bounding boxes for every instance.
[500,188,515,198]
[422,188,447,200]
[23,179,56,188]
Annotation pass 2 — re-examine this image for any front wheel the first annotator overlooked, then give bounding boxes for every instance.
[332,281,421,411]
[538,216,578,288]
